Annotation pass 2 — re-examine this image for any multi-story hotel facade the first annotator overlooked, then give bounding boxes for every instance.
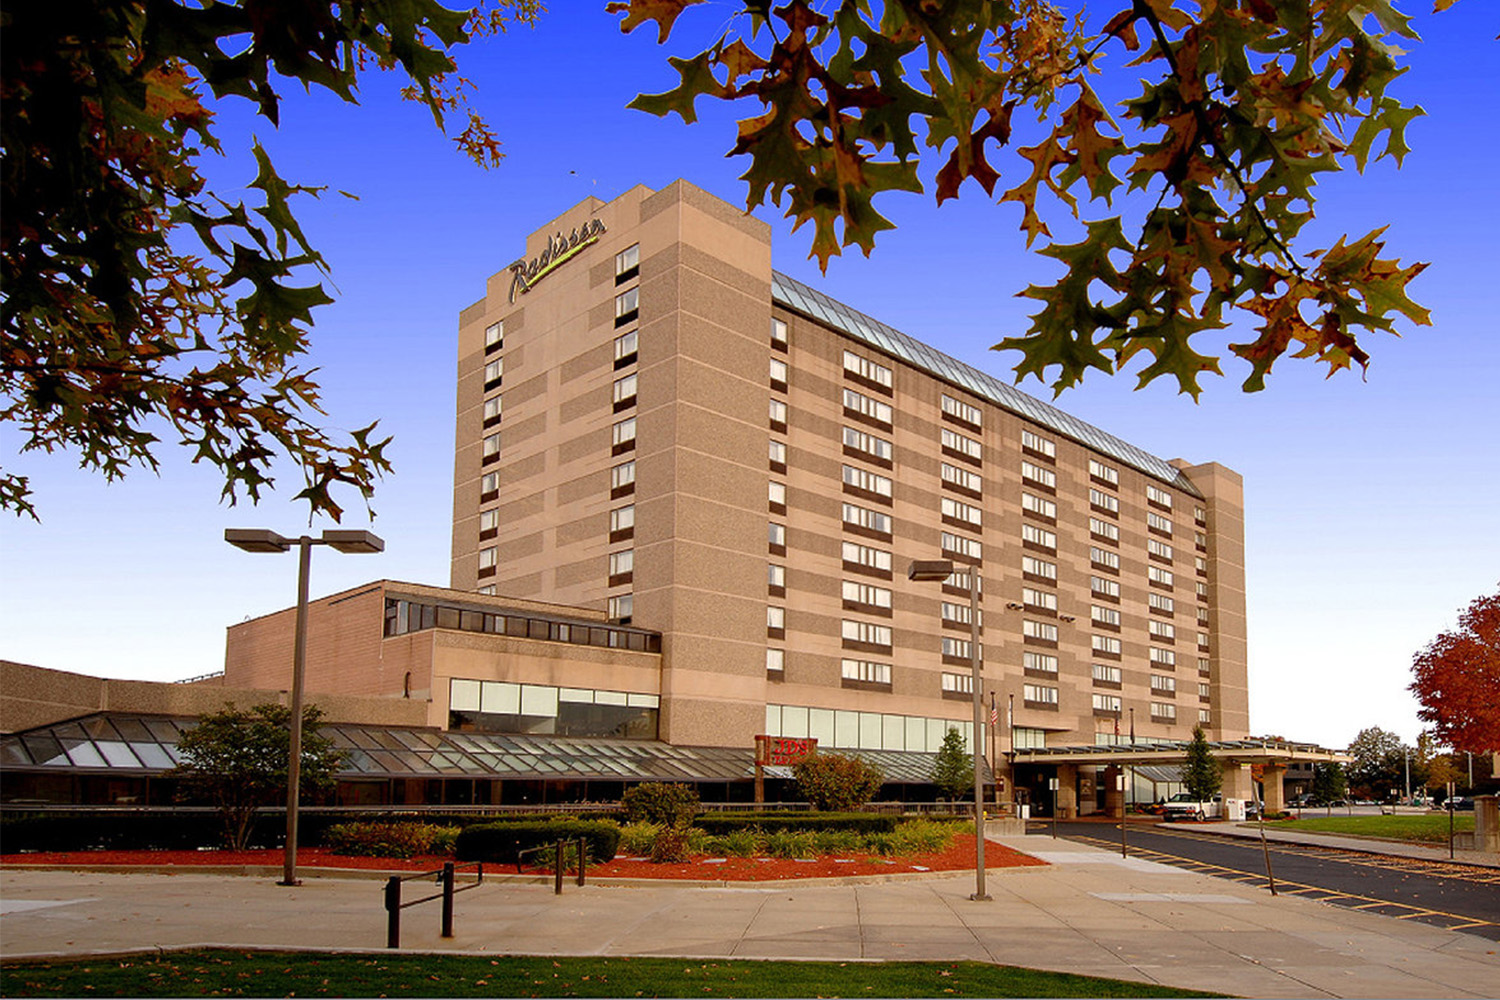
[449,181,1249,783]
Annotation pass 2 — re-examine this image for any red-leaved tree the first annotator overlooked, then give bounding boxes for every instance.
[1410,588,1500,754]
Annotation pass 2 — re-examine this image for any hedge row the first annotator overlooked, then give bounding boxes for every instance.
[455,820,620,865]
[692,812,897,835]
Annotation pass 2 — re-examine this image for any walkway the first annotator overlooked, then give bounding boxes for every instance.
[3,833,1496,998]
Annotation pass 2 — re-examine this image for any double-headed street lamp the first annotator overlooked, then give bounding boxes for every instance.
[908,558,990,902]
[225,528,384,886]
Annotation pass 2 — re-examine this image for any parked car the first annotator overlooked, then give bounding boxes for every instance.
[1444,797,1474,811]
[1162,793,1221,822]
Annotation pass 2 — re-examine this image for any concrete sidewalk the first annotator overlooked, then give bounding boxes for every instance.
[4,834,1497,998]
[1177,820,1500,868]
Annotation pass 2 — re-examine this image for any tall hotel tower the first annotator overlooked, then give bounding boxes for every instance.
[451,181,1248,764]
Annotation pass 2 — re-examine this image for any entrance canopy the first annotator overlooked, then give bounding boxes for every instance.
[1012,737,1349,768]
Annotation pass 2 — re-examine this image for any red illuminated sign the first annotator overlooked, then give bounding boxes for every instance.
[755,735,817,766]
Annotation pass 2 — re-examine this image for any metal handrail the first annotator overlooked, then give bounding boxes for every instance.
[383,860,483,949]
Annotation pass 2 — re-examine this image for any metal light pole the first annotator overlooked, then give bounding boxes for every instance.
[910,558,990,901]
[225,528,384,886]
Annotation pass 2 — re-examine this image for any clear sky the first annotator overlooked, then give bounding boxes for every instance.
[3,3,1496,751]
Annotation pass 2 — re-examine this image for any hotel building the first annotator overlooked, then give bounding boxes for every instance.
[448,180,1249,793]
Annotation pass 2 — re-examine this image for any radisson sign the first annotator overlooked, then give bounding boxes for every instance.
[507,218,606,303]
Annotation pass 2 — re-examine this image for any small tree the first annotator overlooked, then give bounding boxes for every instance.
[621,782,699,827]
[930,727,973,801]
[173,703,342,850]
[1310,763,1348,806]
[793,752,884,812]
[1180,726,1221,801]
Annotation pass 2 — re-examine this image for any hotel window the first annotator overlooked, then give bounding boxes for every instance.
[1199,656,1210,672]
[1196,606,1210,625]
[615,243,640,280]
[479,508,500,533]
[1022,523,1057,550]
[1093,693,1122,713]
[1091,546,1120,570]
[1024,620,1059,642]
[844,580,893,608]
[1090,517,1119,542]
[1091,604,1120,627]
[767,605,785,630]
[1198,682,1211,698]
[843,426,893,462]
[1022,492,1056,518]
[769,357,789,388]
[482,431,501,461]
[941,602,977,628]
[1151,675,1177,694]
[1198,631,1210,650]
[1024,684,1059,706]
[477,585,497,596]
[769,398,787,428]
[942,532,982,560]
[843,387,893,426]
[1148,538,1173,561]
[945,568,979,592]
[941,428,982,460]
[842,541,892,572]
[1014,727,1047,749]
[608,549,634,576]
[1151,646,1177,667]
[1022,429,1056,459]
[1092,663,1122,684]
[481,471,499,495]
[478,546,497,570]
[768,521,786,550]
[941,394,982,427]
[1196,580,1209,599]
[843,464,893,498]
[1147,484,1173,509]
[942,497,982,528]
[609,504,635,534]
[1091,575,1120,599]
[612,416,637,451]
[1023,587,1057,611]
[768,563,786,589]
[1023,555,1057,581]
[769,480,787,507]
[1092,634,1121,655]
[841,658,891,684]
[941,462,982,494]
[1150,592,1175,614]
[1025,651,1059,674]
[613,373,638,407]
[769,439,787,468]
[1152,702,1177,721]
[842,619,892,647]
[1199,708,1211,724]
[614,286,639,325]
[1148,511,1173,534]
[1090,488,1119,514]
[611,460,636,491]
[843,350,893,389]
[484,358,503,385]
[941,671,974,694]
[767,649,786,673]
[1089,459,1118,486]
[608,594,633,620]
[1149,565,1175,587]
[1196,555,1208,574]
[771,317,788,348]
[614,329,638,364]
[1195,530,1208,549]
[484,321,503,350]
[942,636,975,659]
[482,395,502,424]
[1194,503,1207,522]
[1149,620,1176,641]
[843,502,891,534]
[1021,460,1056,489]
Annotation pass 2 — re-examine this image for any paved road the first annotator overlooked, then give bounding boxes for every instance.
[1042,820,1500,941]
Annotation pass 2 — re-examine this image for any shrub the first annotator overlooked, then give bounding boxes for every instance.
[889,819,957,855]
[455,820,620,866]
[704,828,762,857]
[621,783,700,827]
[765,829,819,859]
[694,812,896,836]
[650,825,694,863]
[617,822,660,856]
[324,821,456,859]
[793,753,885,811]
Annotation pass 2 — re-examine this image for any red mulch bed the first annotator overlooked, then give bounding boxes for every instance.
[0,835,1044,882]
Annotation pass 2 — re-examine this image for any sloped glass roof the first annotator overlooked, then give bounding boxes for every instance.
[771,272,1203,497]
[1,714,961,785]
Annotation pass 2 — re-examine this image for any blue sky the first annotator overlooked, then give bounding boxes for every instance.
[3,2,1496,750]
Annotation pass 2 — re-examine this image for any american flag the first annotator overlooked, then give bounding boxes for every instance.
[989,705,998,726]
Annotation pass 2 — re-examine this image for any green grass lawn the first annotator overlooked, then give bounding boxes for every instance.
[0,950,1221,998]
[1269,813,1474,844]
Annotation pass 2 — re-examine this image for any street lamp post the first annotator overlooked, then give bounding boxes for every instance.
[225,528,384,886]
[909,558,990,901]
